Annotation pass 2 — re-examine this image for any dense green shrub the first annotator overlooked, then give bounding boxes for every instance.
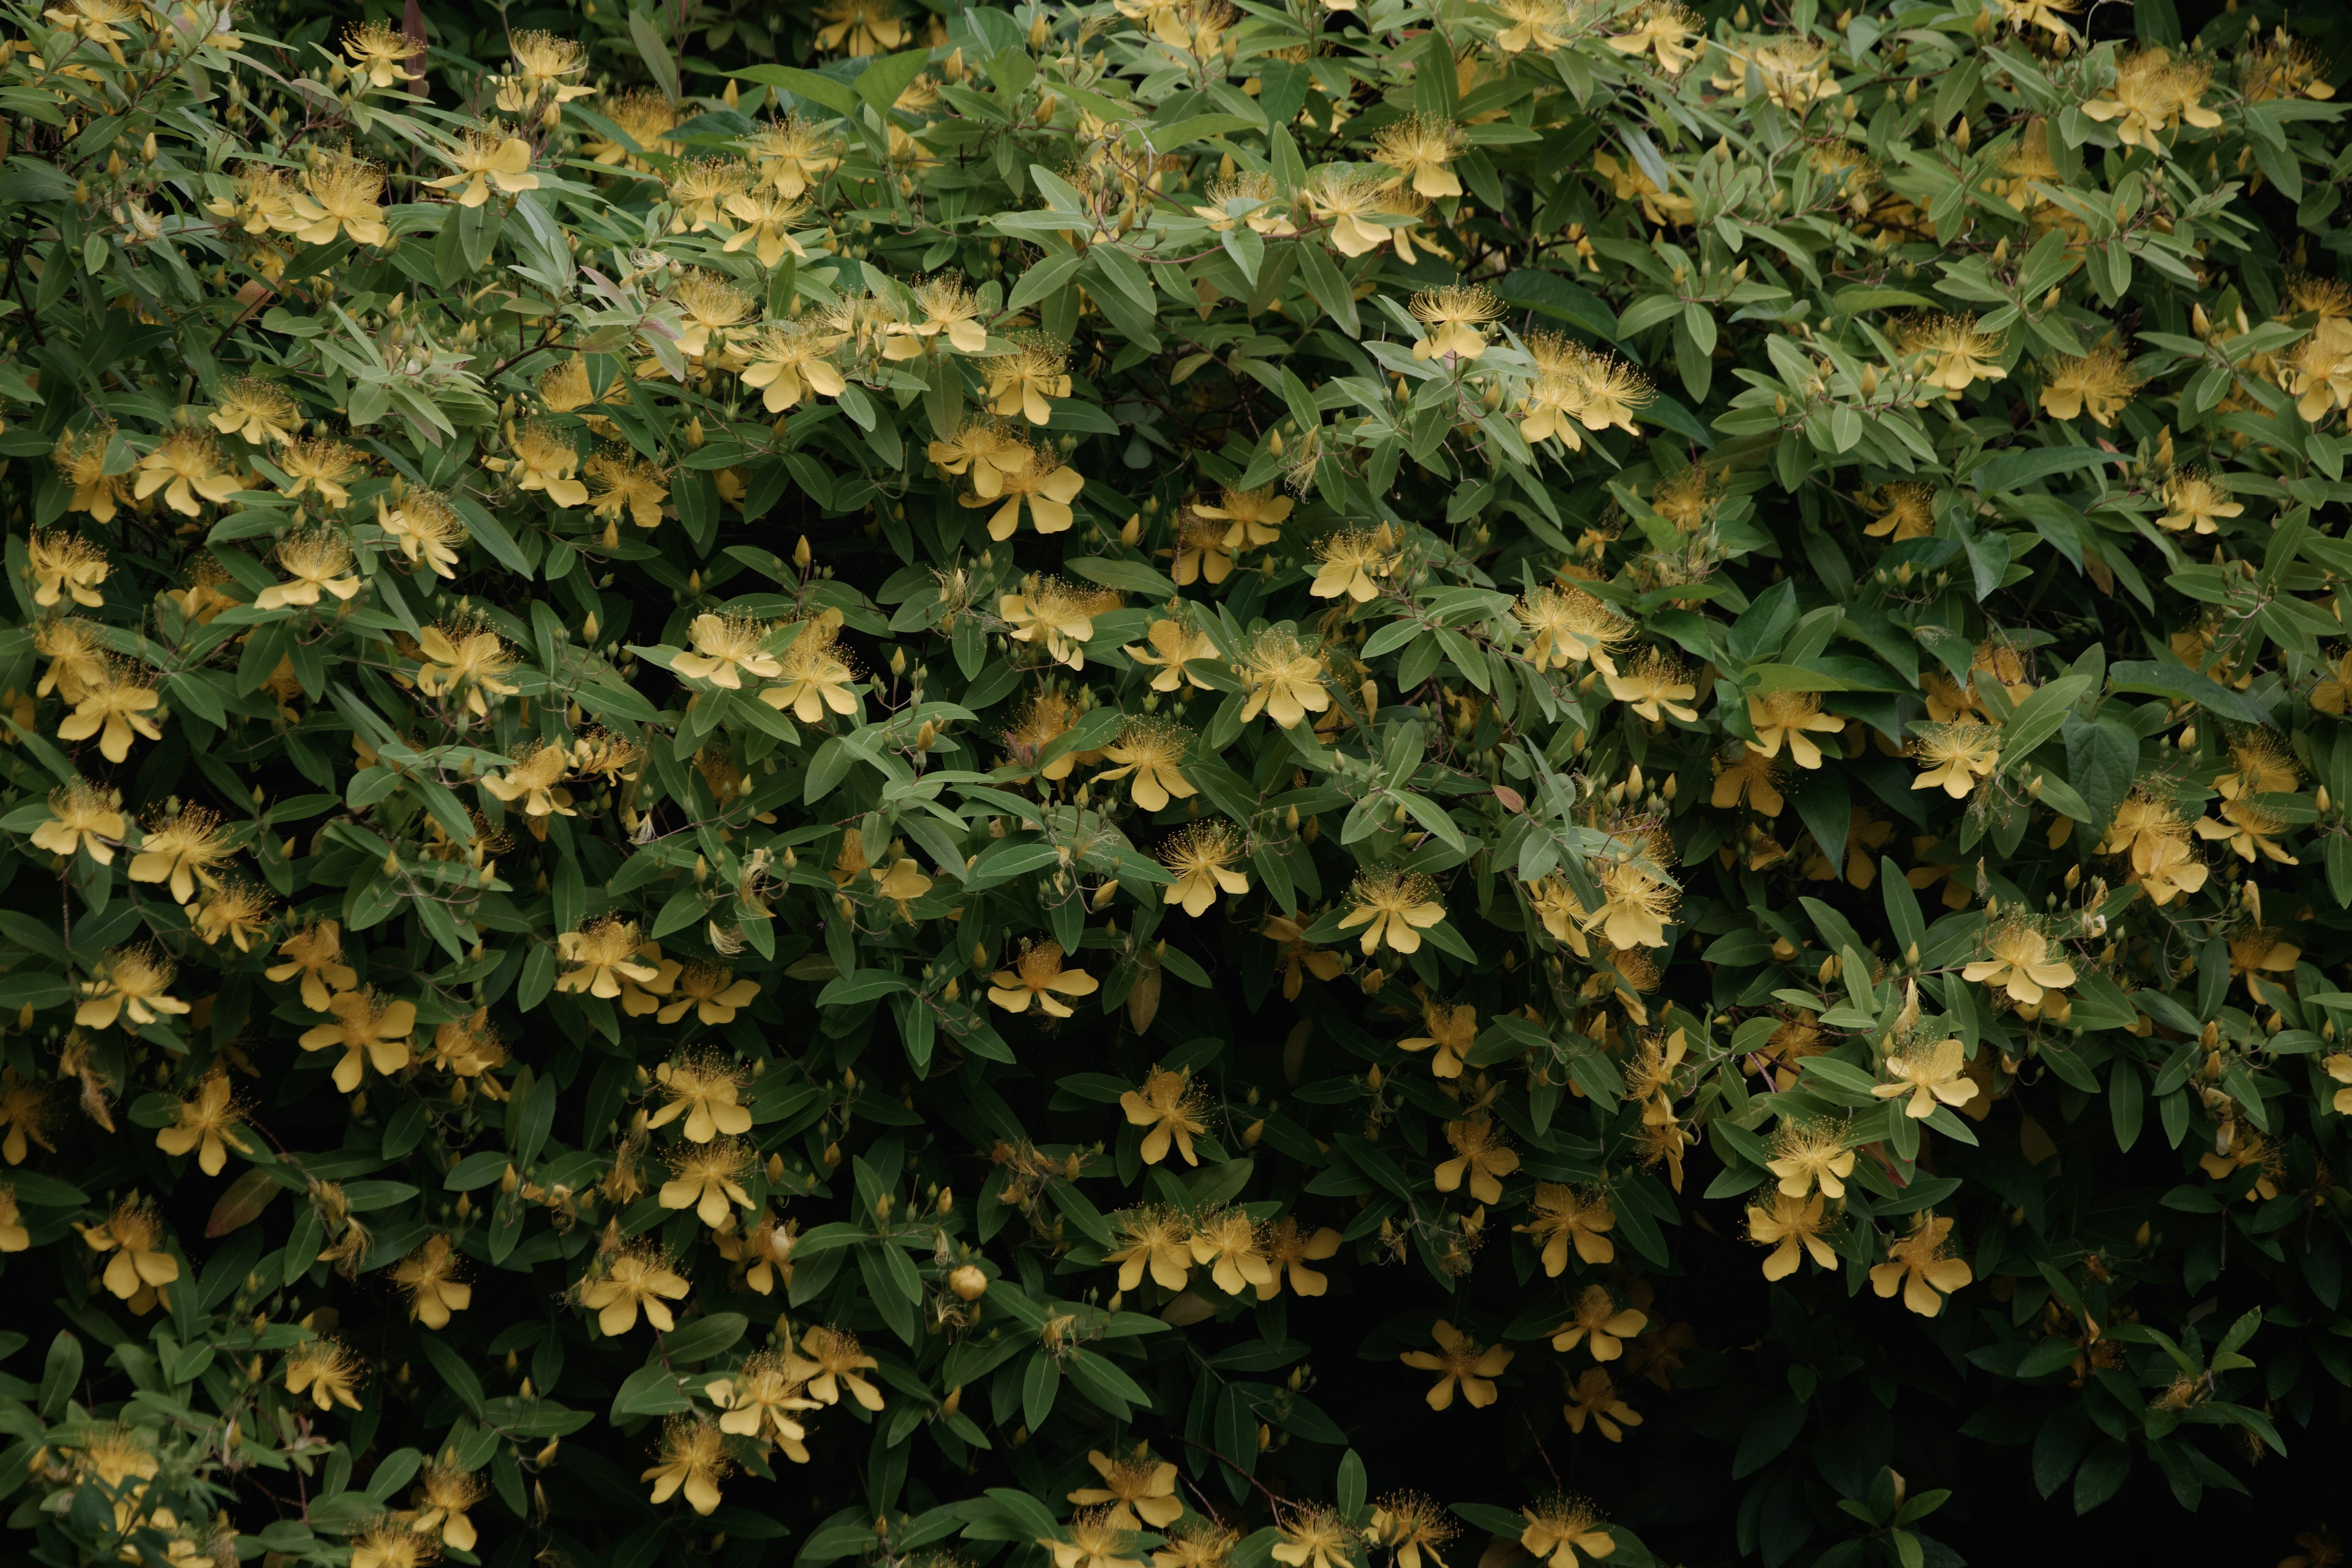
[2,0,2352,1563]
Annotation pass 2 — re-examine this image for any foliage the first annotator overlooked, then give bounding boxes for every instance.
[1,0,2351,1564]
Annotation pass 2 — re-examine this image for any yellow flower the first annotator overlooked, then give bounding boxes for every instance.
[581,1243,691,1333]
[1264,914,1346,999]
[1711,749,1785,817]
[31,778,124,864]
[492,30,597,115]
[1522,337,1653,445]
[285,1338,364,1409]
[1265,1216,1342,1294]
[426,1010,509,1088]
[253,529,361,611]
[1519,1183,1615,1272]
[0,1187,30,1251]
[393,1233,472,1329]
[1190,1207,1275,1296]
[1436,1115,1520,1204]
[1273,1509,1358,1568]
[283,153,390,247]
[1872,1036,1980,1118]
[649,1057,754,1141]
[77,944,191,1031]
[722,186,812,268]
[1120,1067,1207,1166]
[1367,1494,1457,1568]
[1747,1191,1836,1280]
[1593,148,1692,224]
[1,1069,57,1165]
[52,428,128,524]
[1766,1120,1855,1199]
[1045,1509,1153,1568]
[2037,344,2141,425]
[156,1069,241,1175]
[989,940,1099,1017]
[1869,1212,1973,1316]
[414,623,520,717]
[1493,0,1571,55]
[1605,1,1701,73]
[986,339,1074,424]
[1961,919,2077,1005]
[1909,721,2000,797]
[813,0,907,55]
[410,1463,487,1552]
[1583,858,1678,949]
[662,1139,755,1227]
[643,1418,731,1514]
[1520,1496,1618,1568]
[1159,823,1249,916]
[1560,1368,1640,1440]
[1305,167,1406,258]
[36,617,108,704]
[341,19,421,88]
[961,437,1086,540]
[376,489,467,578]
[2246,32,2337,104]
[2286,318,2352,424]
[279,437,363,508]
[2196,797,2301,864]
[78,1197,181,1305]
[1604,649,1697,722]
[58,662,164,763]
[2323,1052,2352,1116]
[2081,47,2221,149]
[1070,1446,1182,1530]
[885,275,989,356]
[1900,314,2005,398]
[797,1324,887,1409]
[1710,38,1841,110]
[1123,618,1221,693]
[586,451,669,537]
[1237,628,1330,729]
[1192,170,1296,236]
[660,963,762,1025]
[1400,1000,1478,1078]
[1400,1319,1513,1409]
[1550,1285,1648,1361]
[763,616,863,723]
[583,89,681,166]
[1108,1205,1194,1291]
[738,322,848,415]
[1861,482,1936,541]
[268,921,356,1010]
[296,988,418,1091]
[1339,870,1447,955]
[421,126,539,208]
[1173,498,1268,583]
[1409,284,1502,362]
[1310,527,1397,602]
[1373,115,1466,200]
[1746,690,1845,768]
[557,917,661,998]
[1002,576,1108,669]
[134,429,239,516]
[1515,585,1631,674]
[671,612,783,690]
